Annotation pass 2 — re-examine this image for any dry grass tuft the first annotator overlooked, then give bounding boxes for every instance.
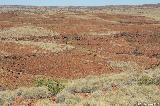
[0,26,59,38]
[17,41,75,53]
[0,86,51,106]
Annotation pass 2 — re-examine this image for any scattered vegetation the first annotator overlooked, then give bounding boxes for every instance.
[16,41,75,53]
[0,5,160,106]
[35,78,65,95]
[76,85,160,106]
[107,6,160,21]
[16,86,51,99]
[56,91,82,105]
[53,63,160,106]
[0,26,59,38]
[138,75,160,85]
[0,86,51,106]
[0,63,160,106]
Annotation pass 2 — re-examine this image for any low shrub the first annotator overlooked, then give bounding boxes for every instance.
[0,87,51,106]
[56,92,81,104]
[137,75,160,85]
[0,98,4,106]
[35,78,65,95]
[154,77,160,85]
[81,87,96,93]
[137,75,154,85]
[16,86,51,99]
[0,90,17,106]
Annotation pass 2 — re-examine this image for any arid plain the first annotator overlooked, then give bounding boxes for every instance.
[0,4,160,106]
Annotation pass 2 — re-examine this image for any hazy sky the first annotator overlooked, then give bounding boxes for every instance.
[0,0,160,6]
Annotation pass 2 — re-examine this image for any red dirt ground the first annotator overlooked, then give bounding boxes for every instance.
[0,9,160,90]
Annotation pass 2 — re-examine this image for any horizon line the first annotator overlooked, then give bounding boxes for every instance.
[0,3,160,7]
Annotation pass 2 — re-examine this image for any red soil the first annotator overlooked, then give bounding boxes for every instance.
[0,10,159,90]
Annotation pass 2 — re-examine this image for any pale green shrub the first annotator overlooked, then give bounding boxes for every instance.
[35,78,65,95]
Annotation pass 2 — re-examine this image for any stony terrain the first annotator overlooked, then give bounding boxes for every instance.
[0,4,160,106]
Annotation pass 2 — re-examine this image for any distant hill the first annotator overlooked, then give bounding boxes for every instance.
[142,3,160,7]
[0,3,159,11]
